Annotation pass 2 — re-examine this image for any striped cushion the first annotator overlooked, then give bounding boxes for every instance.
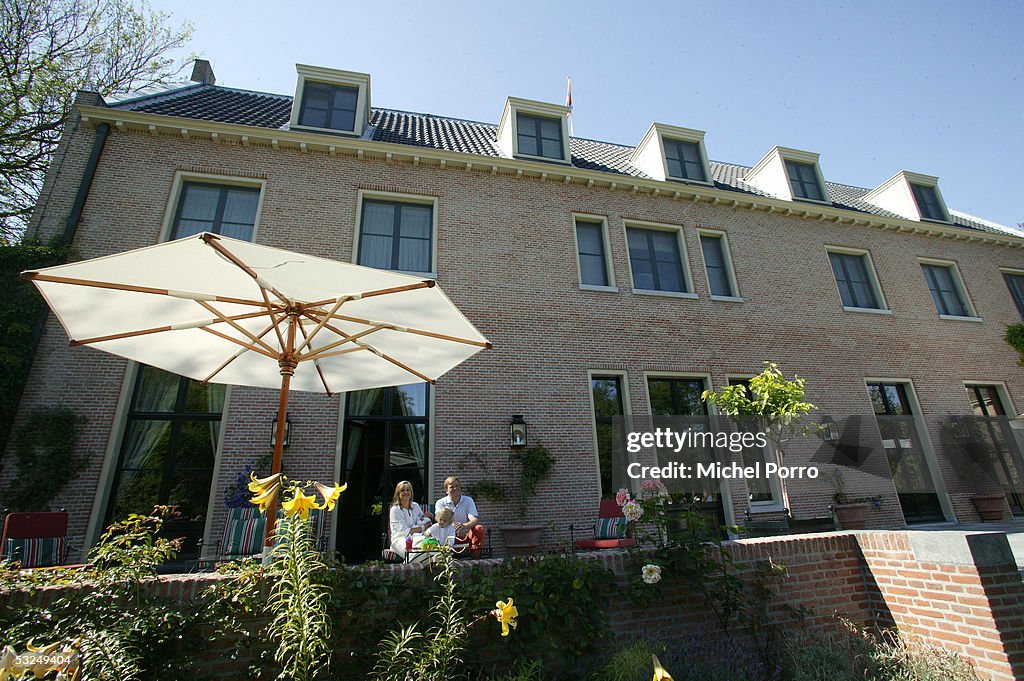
[221,517,266,557]
[381,548,404,564]
[3,537,65,568]
[596,517,627,540]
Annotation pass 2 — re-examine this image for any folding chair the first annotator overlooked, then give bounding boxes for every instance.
[1,511,70,568]
[570,499,637,550]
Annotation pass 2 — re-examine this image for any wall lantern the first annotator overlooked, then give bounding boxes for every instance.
[820,416,840,442]
[272,413,292,449]
[510,415,527,448]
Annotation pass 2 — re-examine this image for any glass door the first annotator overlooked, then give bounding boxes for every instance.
[967,385,1024,515]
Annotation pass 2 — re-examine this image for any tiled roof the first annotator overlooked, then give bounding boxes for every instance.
[111,84,1016,236]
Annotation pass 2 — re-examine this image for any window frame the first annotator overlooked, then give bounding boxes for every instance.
[159,172,266,243]
[573,213,617,291]
[515,112,565,162]
[289,64,371,137]
[746,146,831,205]
[723,373,785,511]
[910,182,950,223]
[628,123,714,187]
[999,268,1024,320]
[587,370,632,499]
[496,97,572,165]
[662,137,709,183]
[697,229,741,301]
[784,159,826,202]
[353,190,439,277]
[623,220,696,299]
[918,258,979,320]
[825,246,890,314]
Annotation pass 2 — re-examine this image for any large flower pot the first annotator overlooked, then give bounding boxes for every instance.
[833,502,869,530]
[500,524,544,557]
[970,494,1007,522]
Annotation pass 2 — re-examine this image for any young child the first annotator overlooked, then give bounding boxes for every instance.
[425,507,457,548]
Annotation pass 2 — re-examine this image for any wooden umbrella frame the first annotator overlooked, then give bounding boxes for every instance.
[23,233,491,547]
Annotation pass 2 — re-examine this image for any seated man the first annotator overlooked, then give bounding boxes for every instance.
[435,476,486,557]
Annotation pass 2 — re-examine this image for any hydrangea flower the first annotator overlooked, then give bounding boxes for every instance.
[615,488,631,507]
[622,499,643,522]
[642,564,662,584]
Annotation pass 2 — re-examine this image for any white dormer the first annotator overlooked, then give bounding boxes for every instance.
[496,97,571,164]
[290,64,371,137]
[630,123,713,185]
[862,171,951,223]
[745,146,830,204]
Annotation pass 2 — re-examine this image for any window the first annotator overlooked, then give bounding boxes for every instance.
[700,232,737,298]
[828,251,883,310]
[592,376,625,497]
[921,262,971,317]
[727,378,782,505]
[664,139,706,182]
[1003,272,1024,319]
[298,82,358,132]
[911,183,947,222]
[357,198,434,274]
[575,218,611,287]
[627,227,687,293]
[785,160,825,201]
[648,377,707,416]
[108,366,225,562]
[516,113,564,160]
[170,182,260,241]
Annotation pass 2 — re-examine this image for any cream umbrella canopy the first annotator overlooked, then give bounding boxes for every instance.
[22,232,491,544]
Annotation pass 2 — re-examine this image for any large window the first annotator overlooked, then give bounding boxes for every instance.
[357,199,433,274]
[664,138,706,182]
[107,367,225,561]
[592,376,624,497]
[921,262,970,317]
[911,183,947,222]
[1003,272,1024,320]
[828,251,883,310]
[516,113,564,160]
[700,232,737,298]
[576,218,610,287]
[727,378,782,505]
[627,227,687,293]
[170,182,260,241]
[785,160,825,201]
[298,82,359,132]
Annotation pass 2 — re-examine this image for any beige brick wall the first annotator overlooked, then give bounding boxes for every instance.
[11,117,1024,557]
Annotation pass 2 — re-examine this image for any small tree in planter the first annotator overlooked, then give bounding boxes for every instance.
[500,443,555,556]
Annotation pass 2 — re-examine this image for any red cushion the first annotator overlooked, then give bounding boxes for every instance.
[2,512,68,540]
[574,537,636,550]
[598,499,624,519]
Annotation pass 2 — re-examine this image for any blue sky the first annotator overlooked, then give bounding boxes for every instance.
[148,0,1023,228]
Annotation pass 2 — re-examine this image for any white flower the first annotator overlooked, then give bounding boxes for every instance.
[621,499,643,522]
[642,564,662,584]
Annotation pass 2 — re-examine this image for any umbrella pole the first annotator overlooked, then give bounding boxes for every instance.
[263,372,292,548]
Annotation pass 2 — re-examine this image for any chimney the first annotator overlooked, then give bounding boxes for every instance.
[190,59,216,86]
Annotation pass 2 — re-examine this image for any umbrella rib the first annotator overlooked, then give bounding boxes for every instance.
[299,325,386,363]
[294,295,350,355]
[21,273,272,308]
[312,311,491,349]
[196,300,280,356]
[356,341,436,384]
[300,346,368,361]
[200,325,278,359]
[202,321,278,382]
[68,309,280,346]
[302,280,436,309]
[295,318,333,395]
[201,233,293,306]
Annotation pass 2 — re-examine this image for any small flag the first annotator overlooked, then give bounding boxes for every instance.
[565,76,574,136]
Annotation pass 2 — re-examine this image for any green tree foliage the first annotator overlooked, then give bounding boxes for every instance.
[0,0,193,241]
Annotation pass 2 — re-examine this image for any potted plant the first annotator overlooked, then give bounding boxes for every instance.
[829,468,878,530]
[940,417,1009,522]
[499,443,555,556]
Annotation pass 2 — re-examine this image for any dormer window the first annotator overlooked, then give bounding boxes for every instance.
[745,147,830,204]
[516,113,564,160]
[290,64,371,137]
[785,160,825,201]
[862,171,950,223]
[496,97,571,164]
[629,123,712,185]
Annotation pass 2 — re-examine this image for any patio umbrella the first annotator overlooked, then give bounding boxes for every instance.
[22,232,491,544]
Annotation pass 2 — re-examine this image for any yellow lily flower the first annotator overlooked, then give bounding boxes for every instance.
[493,598,519,637]
[313,481,346,511]
[281,488,318,521]
[248,472,282,495]
[0,646,18,678]
[652,654,674,681]
[250,481,281,515]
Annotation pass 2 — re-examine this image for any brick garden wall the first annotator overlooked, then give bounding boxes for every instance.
[4,530,1022,679]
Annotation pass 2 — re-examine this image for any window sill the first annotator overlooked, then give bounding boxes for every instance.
[667,176,714,187]
[710,295,744,303]
[512,152,571,166]
[289,123,360,137]
[579,284,619,293]
[789,195,832,206]
[842,306,893,316]
[939,314,983,323]
[632,289,698,300]
[746,503,786,515]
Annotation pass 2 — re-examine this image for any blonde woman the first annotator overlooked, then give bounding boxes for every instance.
[389,480,432,560]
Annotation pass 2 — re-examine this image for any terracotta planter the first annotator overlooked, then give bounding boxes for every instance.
[970,494,1007,522]
[833,502,869,530]
[500,524,544,557]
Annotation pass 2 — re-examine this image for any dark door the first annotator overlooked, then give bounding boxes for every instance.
[868,383,944,523]
[337,384,429,563]
[967,385,1024,515]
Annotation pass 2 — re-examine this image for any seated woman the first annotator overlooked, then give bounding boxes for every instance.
[389,480,433,561]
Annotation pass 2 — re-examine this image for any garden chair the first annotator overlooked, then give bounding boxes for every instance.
[210,506,328,565]
[0,510,70,568]
[570,499,637,550]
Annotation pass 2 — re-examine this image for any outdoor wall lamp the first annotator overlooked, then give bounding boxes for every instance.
[510,415,527,448]
[272,414,292,449]
[820,416,840,442]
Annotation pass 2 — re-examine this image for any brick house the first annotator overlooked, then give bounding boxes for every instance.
[11,59,1024,564]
